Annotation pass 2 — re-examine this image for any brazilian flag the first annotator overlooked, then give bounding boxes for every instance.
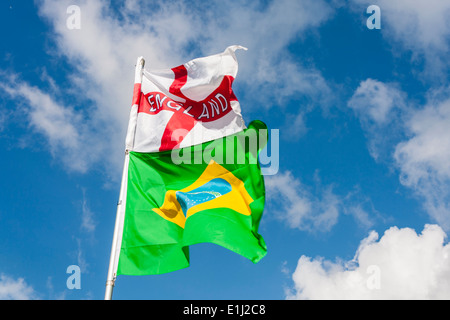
[117,121,267,275]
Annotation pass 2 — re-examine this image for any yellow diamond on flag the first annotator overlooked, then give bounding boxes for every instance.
[153,160,254,229]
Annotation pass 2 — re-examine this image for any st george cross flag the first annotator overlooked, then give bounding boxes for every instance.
[126,45,247,153]
[108,46,266,279]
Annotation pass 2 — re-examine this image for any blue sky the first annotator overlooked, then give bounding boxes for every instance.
[1,0,450,300]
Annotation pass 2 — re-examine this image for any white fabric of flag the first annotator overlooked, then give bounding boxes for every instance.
[125,45,247,153]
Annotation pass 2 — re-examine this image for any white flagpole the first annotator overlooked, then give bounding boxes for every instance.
[104,57,145,300]
[104,151,130,300]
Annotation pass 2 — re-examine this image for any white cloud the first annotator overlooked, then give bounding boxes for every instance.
[265,171,339,232]
[346,1,450,228]
[0,111,6,132]
[0,274,38,300]
[345,204,376,229]
[394,96,450,230]
[352,0,450,77]
[81,189,96,234]
[347,79,405,160]
[287,224,450,299]
[349,80,450,230]
[0,80,92,171]
[204,0,333,106]
[395,97,450,186]
[348,79,405,125]
[265,171,379,232]
[76,238,89,274]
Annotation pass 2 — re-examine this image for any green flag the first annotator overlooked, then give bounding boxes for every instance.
[116,120,268,275]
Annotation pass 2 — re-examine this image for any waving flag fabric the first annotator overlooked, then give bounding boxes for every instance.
[108,47,267,279]
[126,45,247,153]
[117,121,267,275]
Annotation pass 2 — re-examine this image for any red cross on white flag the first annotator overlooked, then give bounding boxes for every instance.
[126,46,247,153]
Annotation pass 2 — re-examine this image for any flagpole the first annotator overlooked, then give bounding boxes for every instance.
[104,57,145,300]
[104,151,130,300]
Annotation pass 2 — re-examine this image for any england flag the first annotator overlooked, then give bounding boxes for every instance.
[126,45,247,153]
